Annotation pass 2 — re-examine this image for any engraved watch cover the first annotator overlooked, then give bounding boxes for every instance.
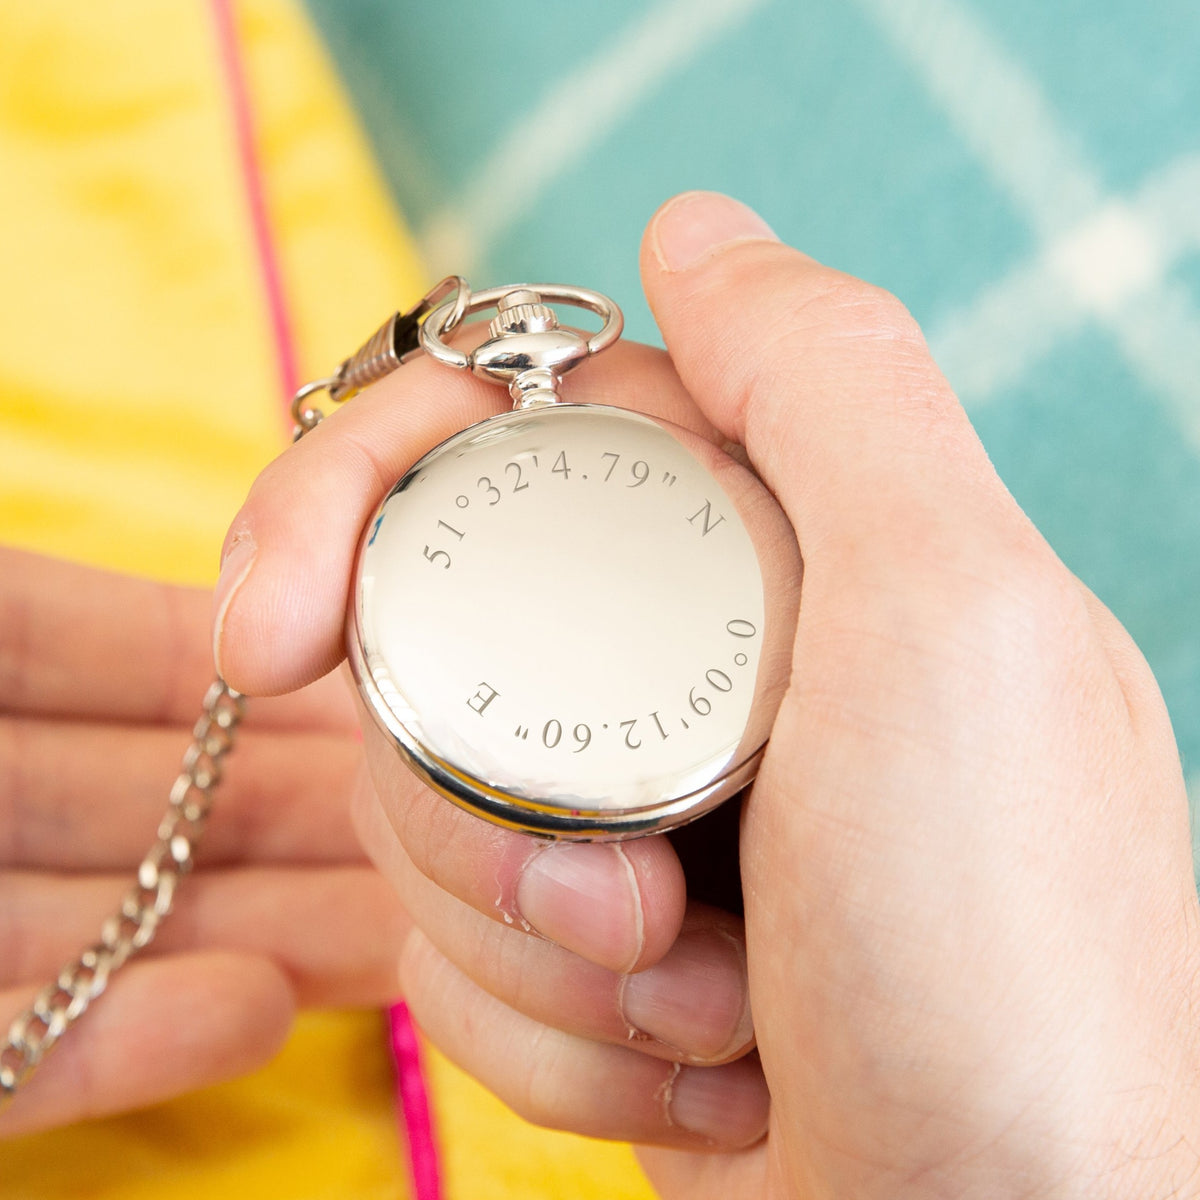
[349,402,800,839]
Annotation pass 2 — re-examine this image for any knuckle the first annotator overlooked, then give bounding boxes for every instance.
[783,275,927,352]
[509,1028,567,1129]
[812,530,1092,715]
[972,538,1085,643]
[0,873,34,984]
[156,582,193,724]
[928,538,1093,692]
[0,561,32,714]
[0,720,20,864]
[415,803,480,893]
[728,267,955,452]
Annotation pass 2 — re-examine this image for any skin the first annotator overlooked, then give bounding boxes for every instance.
[213,191,1200,1197]
[215,191,1200,1197]
[7,191,1198,1196]
[0,550,411,1138]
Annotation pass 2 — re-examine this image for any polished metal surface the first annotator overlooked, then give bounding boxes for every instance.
[349,403,801,839]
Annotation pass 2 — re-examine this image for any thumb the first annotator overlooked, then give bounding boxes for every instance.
[640,191,1030,585]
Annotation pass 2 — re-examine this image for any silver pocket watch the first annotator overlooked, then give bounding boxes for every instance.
[334,279,801,840]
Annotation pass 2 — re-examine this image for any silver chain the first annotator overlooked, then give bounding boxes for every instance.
[0,276,468,1115]
[0,681,245,1106]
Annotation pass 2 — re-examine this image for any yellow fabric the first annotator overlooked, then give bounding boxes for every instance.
[0,3,656,1197]
[422,1044,653,1200]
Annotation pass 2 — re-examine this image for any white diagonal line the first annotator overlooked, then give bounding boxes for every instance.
[1112,278,1200,452]
[418,0,770,275]
[930,154,1200,440]
[1137,153,1200,258]
[857,0,1200,451]
[856,0,1103,237]
[928,255,1077,401]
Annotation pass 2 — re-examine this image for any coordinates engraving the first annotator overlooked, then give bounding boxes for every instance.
[421,443,727,570]
[462,618,757,752]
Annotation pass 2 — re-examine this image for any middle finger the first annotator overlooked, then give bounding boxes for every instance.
[0,716,363,869]
[357,771,753,1065]
[357,726,688,975]
[0,863,409,1007]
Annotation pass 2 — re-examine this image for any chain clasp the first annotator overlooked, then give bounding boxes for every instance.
[289,275,469,439]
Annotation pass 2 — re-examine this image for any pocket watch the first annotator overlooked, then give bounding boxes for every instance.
[337,279,801,840]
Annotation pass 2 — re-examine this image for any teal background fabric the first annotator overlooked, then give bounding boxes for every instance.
[305,0,1200,851]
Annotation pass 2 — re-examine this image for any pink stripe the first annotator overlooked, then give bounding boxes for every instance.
[209,0,301,411]
[209,7,444,1195]
[388,1001,444,1200]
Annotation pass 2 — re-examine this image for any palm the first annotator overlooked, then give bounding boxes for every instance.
[643,543,1194,1197]
[0,548,409,1137]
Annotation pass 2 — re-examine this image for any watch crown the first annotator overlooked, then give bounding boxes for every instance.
[489,289,559,338]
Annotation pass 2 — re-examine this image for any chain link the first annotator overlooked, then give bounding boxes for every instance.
[0,682,246,1107]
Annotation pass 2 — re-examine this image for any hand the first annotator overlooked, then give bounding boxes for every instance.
[0,549,410,1138]
[213,333,771,1146]
[214,192,1200,1198]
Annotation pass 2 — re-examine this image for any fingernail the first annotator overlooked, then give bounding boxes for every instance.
[651,191,777,273]
[212,534,255,679]
[515,844,644,972]
[666,1061,770,1146]
[620,928,753,1062]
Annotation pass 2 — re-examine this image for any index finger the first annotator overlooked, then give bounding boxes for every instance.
[0,549,352,729]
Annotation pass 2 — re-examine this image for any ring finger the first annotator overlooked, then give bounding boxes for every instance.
[358,780,753,1065]
[401,928,769,1150]
[0,864,409,1007]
